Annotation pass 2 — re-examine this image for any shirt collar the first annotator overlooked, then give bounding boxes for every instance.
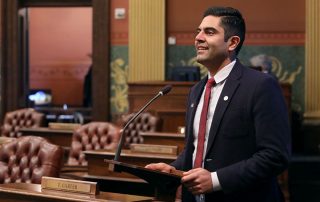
[208,59,236,84]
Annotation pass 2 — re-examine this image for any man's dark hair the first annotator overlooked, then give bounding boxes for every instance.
[204,7,246,55]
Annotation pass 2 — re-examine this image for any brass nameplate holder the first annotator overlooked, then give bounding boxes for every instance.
[0,137,15,145]
[48,123,81,130]
[130,143,178,155]
[41,176,98,195]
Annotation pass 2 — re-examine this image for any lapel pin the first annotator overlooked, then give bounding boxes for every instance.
[191,103,194,108]
[223,96,228,101]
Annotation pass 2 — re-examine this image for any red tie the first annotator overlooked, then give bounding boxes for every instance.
[194,78,216,168]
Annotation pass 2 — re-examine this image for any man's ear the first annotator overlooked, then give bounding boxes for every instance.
[228,36,240,52]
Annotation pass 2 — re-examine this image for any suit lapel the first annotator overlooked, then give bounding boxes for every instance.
[205,61,243,156]
[184,78,207,169]
[186,78,207,143]
[183,78,207,167]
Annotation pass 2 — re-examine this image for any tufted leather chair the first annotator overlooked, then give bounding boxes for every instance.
[67,122,121,166]
[1,108,44,138]
[121,112,162,148]
[0,136,64,184]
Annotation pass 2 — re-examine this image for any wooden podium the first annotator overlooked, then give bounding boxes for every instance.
[106,160,182,201]
[84,149,177,178]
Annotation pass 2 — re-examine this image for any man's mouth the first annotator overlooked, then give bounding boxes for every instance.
[197,46,208,51]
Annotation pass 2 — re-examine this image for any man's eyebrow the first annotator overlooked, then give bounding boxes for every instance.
[204,27,217,32]
[196,27,218,32]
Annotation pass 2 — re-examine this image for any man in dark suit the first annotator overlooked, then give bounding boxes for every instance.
[146,6,290,202]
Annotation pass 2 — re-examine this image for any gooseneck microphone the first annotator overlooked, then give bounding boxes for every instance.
[114,85,172,161]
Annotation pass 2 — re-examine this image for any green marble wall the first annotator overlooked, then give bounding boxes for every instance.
[110,46,129,117]
[240,46,304,113]
[110,45,304,117]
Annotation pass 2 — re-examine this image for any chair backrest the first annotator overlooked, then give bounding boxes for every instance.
[0,136,64,184]
[67,122,121,166]
[121,112,162,148]
[1,108,44,137]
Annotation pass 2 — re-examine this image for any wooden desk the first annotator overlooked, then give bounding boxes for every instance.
[0,183,152,202]
[128,81,194,132]
[140,132,185,154]
[62,149,179,198]
[19,127,74,147]
[84,149,177,178]
[156,110,186,133]
[61,172,155,197]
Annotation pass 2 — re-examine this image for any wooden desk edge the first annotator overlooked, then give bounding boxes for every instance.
[0,183,153,202]
[139,131,185,138]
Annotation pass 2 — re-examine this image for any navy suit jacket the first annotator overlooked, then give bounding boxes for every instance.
[171,60,291,202]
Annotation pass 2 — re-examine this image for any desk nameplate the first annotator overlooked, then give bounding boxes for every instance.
[48,123,81,130]
[130,143,178,155]
[41,176,98,195]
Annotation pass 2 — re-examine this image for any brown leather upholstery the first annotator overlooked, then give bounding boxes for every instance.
[121,112,162,148]
[1,108,44,137]
[0,136,64,184]
[67,122,121,166]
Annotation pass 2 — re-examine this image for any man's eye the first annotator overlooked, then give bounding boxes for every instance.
[206,31,214,35]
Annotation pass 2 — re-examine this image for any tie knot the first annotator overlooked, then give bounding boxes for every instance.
[206,78,216,88]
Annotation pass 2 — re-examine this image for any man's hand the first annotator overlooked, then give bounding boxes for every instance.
[145,162,176,173]
[146,163,182,201]
[182,168,213,195]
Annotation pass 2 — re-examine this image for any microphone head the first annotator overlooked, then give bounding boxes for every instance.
[159,85,172,95]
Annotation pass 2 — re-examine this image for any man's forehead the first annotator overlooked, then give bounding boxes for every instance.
[198,16,223,30]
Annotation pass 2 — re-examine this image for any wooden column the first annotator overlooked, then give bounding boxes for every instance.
[92,0,111,121]
[0,0,20,119]
[305,0,320,119]
[302,0,320,155]
[128,0,165,82]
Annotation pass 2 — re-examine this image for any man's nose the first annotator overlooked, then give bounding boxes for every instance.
[195,31,205,42]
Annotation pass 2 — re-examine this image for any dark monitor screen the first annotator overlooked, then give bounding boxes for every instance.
[28,89,52,107]
[169,66,200,81]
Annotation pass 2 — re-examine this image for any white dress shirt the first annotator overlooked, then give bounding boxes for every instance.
[192,60,236,201]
